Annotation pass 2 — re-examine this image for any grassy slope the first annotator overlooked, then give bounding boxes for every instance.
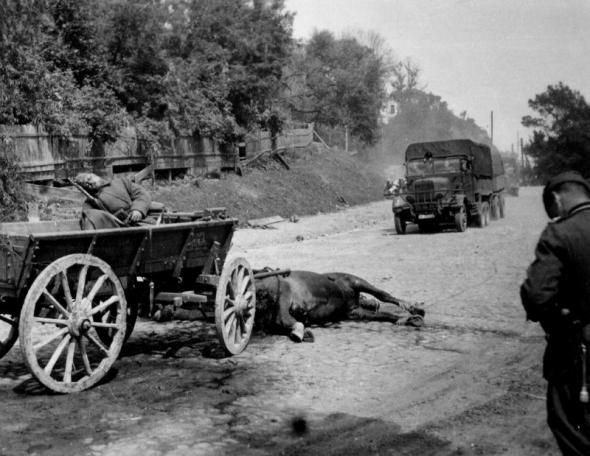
[151,146,387,224]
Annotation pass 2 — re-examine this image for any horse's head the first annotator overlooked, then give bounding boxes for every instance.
[253,277,281,331]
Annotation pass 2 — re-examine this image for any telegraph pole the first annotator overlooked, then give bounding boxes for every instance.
[490,111,494,146]
[345,125,349,154]
[516,131,524,169]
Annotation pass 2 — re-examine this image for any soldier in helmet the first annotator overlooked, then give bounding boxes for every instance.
[74,172,151,230]
[521,171,590,455]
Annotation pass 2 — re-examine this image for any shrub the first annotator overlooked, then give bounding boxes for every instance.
[0,137,30,221]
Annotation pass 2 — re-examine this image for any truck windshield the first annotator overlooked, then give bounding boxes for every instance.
[407,158,463,176]
[433,158,461,174]
[407,160,431,176]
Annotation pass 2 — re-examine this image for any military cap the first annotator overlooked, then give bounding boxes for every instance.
[543,171,590,204]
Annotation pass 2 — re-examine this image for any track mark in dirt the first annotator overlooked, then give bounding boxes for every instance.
[421,345,469,354]
[423,322,539,339]
[230,412,460,456]
[423,387,557,456]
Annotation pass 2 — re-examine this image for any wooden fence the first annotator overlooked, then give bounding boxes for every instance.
[242,123,314,157]
[0,123,314,182]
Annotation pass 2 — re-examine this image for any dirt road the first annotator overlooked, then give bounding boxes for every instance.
[0,187,560,455]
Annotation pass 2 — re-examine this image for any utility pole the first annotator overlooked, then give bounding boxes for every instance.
[345,125,349,154]
[516,131,524,169]
[490,111,494,147]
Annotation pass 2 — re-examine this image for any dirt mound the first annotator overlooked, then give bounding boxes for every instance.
[152,146,387,224]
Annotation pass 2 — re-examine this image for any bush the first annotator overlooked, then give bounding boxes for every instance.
[0,137,30,222]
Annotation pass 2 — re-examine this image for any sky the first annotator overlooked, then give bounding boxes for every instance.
[284,0,590,152]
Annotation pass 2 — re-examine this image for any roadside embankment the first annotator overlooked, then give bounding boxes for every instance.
[152,146,389,224]
[33,145,394,223]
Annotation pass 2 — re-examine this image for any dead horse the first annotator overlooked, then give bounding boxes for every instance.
[254,270,425,342]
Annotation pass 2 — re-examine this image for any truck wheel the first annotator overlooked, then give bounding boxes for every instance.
[454,206,467,232]
[476,202,490,228]
[394,215,406,234]
[483,202,490,226]
[490,197,499,220]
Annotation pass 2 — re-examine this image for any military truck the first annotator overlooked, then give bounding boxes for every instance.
[391,139,506,234]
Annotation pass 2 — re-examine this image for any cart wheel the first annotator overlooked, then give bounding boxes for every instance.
[0,313,18,358]
[94,285,138,345]
[19,254,126,393]
[215,257,256,355]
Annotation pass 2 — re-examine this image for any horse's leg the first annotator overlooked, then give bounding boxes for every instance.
[346,275,425,317]
[351,296,404,324]
[274,285,310,343]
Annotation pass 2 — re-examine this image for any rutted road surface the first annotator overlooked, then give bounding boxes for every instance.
[0,187,559,455]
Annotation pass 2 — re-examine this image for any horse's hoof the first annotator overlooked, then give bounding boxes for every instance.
[290,332,303,343]
[303,329,315,343]
[406,315,424,327]
[410,306,425,317]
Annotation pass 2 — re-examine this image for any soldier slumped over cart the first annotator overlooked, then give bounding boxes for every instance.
[73,172,152,229]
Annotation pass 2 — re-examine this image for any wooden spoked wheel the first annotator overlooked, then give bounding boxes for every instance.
[0,312,18,359]
[19,254,126,393]
[93,282,138,345]
[215,257,256,355]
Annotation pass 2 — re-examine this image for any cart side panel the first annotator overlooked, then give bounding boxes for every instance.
[27,219,237,281]
[0,234,29,293]
[30,230,152,278]
[145,220,236,275]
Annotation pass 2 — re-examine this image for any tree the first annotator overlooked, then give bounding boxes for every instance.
[522,82,590,181]
[43,0,108,86]
[105,0,169,118]
[287,30,390,145]
[391,58,421,97]
[0,0,130,141]
[172,0,293,135]
[378,82,494,162]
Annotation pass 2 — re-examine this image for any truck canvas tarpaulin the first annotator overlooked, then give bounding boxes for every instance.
[405,139,505,182]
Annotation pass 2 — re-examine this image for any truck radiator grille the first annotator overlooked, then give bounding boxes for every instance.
[413,180,436,211]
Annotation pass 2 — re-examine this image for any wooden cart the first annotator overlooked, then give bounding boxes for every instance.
[0,209,255,393]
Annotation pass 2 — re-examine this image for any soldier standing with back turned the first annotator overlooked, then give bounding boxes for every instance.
[521,171,590,455]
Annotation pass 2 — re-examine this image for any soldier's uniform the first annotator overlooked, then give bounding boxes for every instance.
[521,173,590,455]
[77,175,151,229]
